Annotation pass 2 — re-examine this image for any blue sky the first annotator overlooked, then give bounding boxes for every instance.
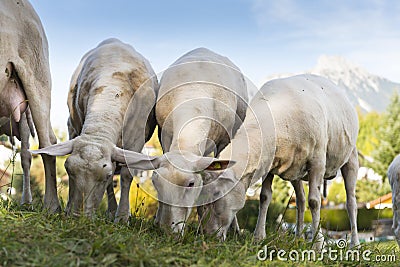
[28,0,400,130]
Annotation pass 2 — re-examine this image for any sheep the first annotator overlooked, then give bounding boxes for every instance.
[31,38,158,218]
[150,47,248,232]
[1,0,58,212]
[197,74,360,249]
[388,155,400,246]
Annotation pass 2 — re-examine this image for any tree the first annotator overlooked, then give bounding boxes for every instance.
[271,177,291,208]
[368,92,400,181]
[327,180,346,205]
[356,110,381,159]
[326,177,392,205]
[356,178,391,203]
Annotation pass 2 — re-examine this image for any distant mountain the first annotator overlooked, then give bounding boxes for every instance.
[260,55,400,112]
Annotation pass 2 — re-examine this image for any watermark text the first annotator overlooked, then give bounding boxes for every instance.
[257,239,397,263]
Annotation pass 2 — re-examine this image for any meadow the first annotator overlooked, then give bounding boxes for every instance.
[0,199,398,267]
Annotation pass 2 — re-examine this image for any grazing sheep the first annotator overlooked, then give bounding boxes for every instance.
[1,0,58,211]
[151,48,248,233]
[198,74,360,249]
[31,38,158,218]
[388,155,400,246]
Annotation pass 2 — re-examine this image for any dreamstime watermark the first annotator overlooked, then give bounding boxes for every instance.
[257,239,397,263]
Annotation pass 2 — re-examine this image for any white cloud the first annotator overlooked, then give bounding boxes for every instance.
[250,0,400,81]
[252,0,400,40]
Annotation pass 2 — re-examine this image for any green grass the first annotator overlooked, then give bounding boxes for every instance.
[0,200,399,267]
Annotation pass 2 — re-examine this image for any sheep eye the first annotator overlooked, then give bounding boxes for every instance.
[103,164,107,168]
[188,182,195,187]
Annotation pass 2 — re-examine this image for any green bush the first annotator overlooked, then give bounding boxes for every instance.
[237,199,286,231]
[284,208,393,231]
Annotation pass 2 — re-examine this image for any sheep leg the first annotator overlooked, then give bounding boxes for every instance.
[114,167,133,223]
[291,179,305,238]
[229,215,241,234]
[341,148,360,248]
[19,112,32,205]
[254,173,273,240]
[155,202,165,226]
[10,59,59,213]
[106,181,117,219]
[308,160,325,250]
[65,177,83,216]
[40,129,59,213]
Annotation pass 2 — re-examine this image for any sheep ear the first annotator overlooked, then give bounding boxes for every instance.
[204,160,235,171]
[30,138,76,156]
[112,147,161,170]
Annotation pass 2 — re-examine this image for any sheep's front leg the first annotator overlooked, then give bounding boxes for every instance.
[341,148,360,248]
[291,179,305,238]
[115,167,133,223]
[106,181,117,219]
[229,215,240,235]
[65,177,83,216]
[308,160,325,250]
[254,173,273,241]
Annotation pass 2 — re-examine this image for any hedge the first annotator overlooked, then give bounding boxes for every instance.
[237,200,393,231]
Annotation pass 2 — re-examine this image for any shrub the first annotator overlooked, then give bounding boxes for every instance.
[284,208,393,231]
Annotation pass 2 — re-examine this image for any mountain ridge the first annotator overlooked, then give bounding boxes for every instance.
[259,55,400,112]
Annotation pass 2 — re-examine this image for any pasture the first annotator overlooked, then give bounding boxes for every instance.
[0,200,398,267]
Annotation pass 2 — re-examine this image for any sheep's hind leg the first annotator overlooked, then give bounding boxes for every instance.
[254,173,273,241]
[341,148,360,248]
[291,179,305,238]
[307,159,325,251]
[20,112,32,205]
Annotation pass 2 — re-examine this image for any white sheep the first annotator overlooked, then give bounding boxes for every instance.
[388,155,400,246]
[152,48,248,232]
[1,0,58,211]
[31,38,158,219]
[198,74,360,249]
